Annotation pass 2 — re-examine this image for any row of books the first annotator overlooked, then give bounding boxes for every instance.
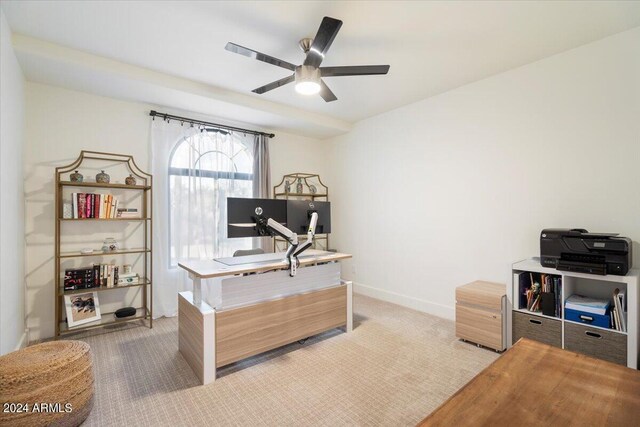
[519,272,562,318]
[64,265,141,290]
[71,193,121,219]
[612,288,627,332]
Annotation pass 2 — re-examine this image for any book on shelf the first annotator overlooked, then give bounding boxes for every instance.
[101,195,107,219]
[612,289,626,332]
[72,193,78,219]
[64,267,94,278]
[117,208,140,218]
[612,306,619,330]
[564,294,610,315]
[77,193,85,218]
[63,267,94,290]
[105,196,110,218]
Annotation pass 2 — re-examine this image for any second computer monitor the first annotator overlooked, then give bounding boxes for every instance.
[286,200,331,235]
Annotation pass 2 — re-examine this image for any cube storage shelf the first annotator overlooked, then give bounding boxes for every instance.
[54,151,153,337]
[508,258,639,368]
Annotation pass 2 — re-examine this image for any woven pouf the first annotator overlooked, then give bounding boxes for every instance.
[0,340,95,427]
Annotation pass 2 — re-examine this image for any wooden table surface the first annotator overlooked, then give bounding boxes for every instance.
[419,338,640,426]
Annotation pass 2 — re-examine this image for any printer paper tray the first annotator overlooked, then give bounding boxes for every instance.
[557,260,606,276]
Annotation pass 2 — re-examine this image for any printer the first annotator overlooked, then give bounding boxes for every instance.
[540,228,632,276]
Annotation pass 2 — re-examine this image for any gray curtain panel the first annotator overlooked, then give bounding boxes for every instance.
[252,133,271,198]
[252,134,272,251]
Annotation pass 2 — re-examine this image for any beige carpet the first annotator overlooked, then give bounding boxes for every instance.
[77,294,498,426]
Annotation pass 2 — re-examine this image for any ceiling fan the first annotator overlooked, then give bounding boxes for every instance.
[225,16,390,102]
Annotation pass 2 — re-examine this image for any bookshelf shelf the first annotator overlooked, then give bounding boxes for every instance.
[509,258,639,368]
[58,307,150,335]
[55,151,153,338]
[58,218,150,221]
[59,248,151,258]
[59,278,151,296]
[512,308,560,321]
[59,180,151,190]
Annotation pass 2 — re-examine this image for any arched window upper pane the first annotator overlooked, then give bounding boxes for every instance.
[168,130,254,266]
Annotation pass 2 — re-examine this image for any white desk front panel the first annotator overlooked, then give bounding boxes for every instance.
[207,262,342,310]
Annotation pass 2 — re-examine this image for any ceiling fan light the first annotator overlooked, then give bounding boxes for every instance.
[295,81,321,95]
[294,65,321,96]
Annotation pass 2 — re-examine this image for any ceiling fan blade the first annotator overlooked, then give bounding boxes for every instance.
[252,74,295,94]
[320,65,390,77]
[225,42,296,71]
[304,17,343,68]
[318,80,337,102]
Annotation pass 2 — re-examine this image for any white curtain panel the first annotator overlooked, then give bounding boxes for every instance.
[150,119,255,317]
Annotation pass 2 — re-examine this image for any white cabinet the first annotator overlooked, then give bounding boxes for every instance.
[508,258,638,368]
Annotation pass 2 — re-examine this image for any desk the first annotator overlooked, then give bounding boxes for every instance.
[418,338,640,426]
[178,250,352,384]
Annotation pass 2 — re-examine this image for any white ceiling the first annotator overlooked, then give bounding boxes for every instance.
[3,1,640,137]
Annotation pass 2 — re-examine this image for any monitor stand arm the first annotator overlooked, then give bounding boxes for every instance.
[256,213,318,277]
[292,212,318,260]
[263,218,299,277]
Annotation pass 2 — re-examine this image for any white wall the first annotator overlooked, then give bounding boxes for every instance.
[270,134,331,191]
[0,10,26,354]
[327,28,640,319]
[24,82,327,341]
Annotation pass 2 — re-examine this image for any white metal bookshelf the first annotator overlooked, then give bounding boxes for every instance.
[507,257,639,368]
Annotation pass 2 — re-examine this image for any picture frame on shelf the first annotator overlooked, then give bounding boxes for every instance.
[64,292,101,328]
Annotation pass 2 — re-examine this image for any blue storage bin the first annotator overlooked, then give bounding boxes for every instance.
[565,308,610,329]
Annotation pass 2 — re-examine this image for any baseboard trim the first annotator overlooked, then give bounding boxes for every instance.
[353,282,455,320]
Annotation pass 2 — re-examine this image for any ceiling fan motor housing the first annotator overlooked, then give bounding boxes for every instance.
[295,65,321,84]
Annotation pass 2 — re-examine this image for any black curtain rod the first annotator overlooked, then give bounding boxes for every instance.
[149,110,275,138]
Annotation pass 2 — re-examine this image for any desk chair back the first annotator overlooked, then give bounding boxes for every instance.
[233,248,265,257]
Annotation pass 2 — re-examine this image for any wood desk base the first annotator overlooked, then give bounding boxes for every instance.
[216,285,347,367]
[179,281,353,384]
[419,338,640,426]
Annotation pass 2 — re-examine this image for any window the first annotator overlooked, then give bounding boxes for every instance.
[168,129,254,266]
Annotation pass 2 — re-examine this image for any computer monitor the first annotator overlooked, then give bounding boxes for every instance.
[227,197,287,238]
[286,200,331,235]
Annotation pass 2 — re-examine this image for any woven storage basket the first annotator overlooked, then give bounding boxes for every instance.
[0,340,95,427]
